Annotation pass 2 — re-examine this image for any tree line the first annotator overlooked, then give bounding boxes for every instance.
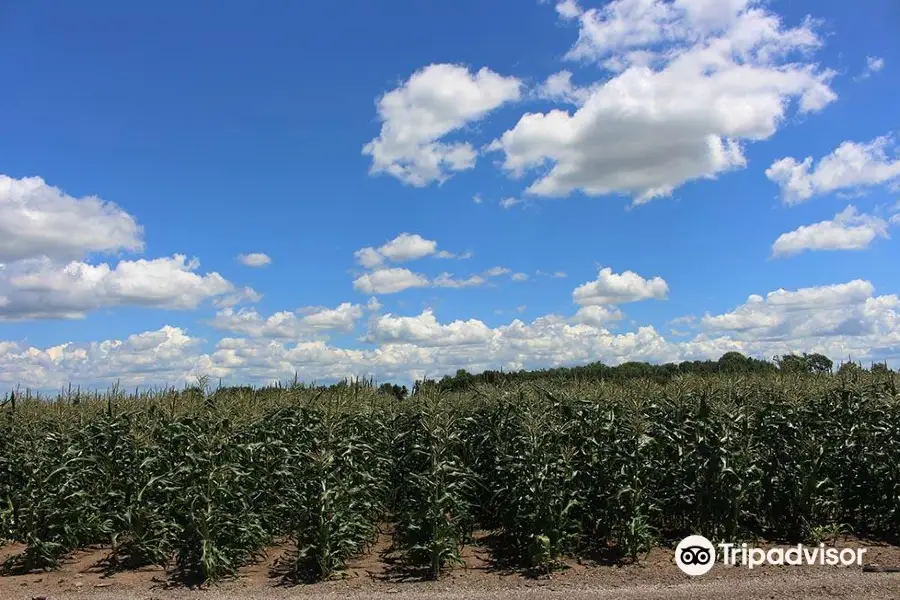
[370,352,892,399]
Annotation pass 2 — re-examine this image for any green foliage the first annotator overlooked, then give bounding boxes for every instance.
[776,352,833,374]
[0,367,898,583]
[392,394,475,579]
[432,352,778,391]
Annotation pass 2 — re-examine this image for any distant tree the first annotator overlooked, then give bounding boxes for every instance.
[718,351,750,373]
[776,353,810,373]
[806,353,833,374]
[378,382,408,400]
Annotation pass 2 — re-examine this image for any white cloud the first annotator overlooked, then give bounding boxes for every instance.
[211,302,364,339]
[857,56,885,80]
[772,205,891,257]
[5,279,900,390]
[354,247,384,269]
[353,267,430,294]
[366,297,383,311]
[511,272,529,282]
[669,315,697,326]
[355,233,466,267]
[536,70,592,105]
[867,56,885,72]
[365,309,495,347]
[573,305,623,327]
[213,287,264,308]
[573,267,669,305]
[500,197,522,209]
[491,0,835,205]
[473,194,484,204]
[433,272,486,288]
[699,280,899,348]
[485,266,511,277]
[766,135,900,205]
[0,326,208,389]
[556,0,581,20]
[378,233,438,262]
[237,252,272,267]
[552,271,568,278]
[362,64,522,186]
[0,174,143,262]
[0,255,250,320]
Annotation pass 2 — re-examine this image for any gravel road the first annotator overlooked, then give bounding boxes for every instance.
[7,570,900,600]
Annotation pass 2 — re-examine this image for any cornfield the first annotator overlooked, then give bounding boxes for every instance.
[0,370,898,582]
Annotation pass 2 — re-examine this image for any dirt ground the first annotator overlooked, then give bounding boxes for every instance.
[3,530,900,600]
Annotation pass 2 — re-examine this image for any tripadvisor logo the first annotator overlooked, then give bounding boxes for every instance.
[675,534,867,576]
[676,535,716,576]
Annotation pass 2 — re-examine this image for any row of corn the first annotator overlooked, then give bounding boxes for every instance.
[0,371,897,581]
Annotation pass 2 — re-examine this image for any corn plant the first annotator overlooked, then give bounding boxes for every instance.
[392,396,475,579]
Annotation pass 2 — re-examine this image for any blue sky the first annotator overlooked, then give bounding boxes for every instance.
[1,0,899,389]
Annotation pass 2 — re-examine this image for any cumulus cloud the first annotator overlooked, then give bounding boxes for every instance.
[237,252,272,267]
[490,0,836,205]
[0,326,207,389]
[378,233,438,261]
[499,197,523,209]
[0,175,256,321]
[211,302,364,339]
[699,280,898,348]
[365,309,495,347]
[772,205,891,257]
[362,64,522,186]
[353,268,430,294]
[573,267,669,305]
[354,247,384,269]
[213,287,264,308]
[766,135,900,204]
[536,70,592,105]
[352,266,495,295]
[4,279,900,390]
[354,233,466,268]
[511,272,529,282]
[0,255,252,320]
[573,305,623,327]
[0,174,143,262]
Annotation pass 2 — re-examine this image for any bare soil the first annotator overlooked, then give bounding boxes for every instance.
[3,530,900,600]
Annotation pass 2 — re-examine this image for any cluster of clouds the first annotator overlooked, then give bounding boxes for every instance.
[1,173,897,388]
[359,0,896,262]
[766,135,900,257]
[351,232,539,294]
[2,0,898,390]
[363,0,849,206]
[210,300,378,341]
[0,175,258,321]
[3,270,898,390]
